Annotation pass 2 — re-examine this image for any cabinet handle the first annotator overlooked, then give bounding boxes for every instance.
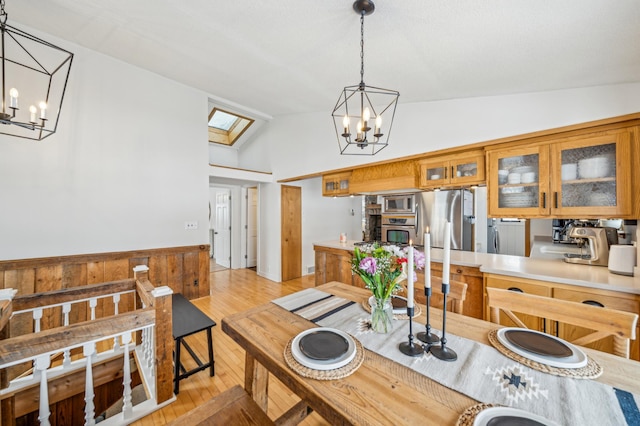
[507,287,524,293]
[554,192,558,209]
[456,268,463,274]
[541,192,547,209]
[451,166,454,179]
[444,167,448,179]
[583,300,605,308]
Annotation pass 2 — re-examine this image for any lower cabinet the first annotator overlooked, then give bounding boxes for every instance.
[484,275,551,331]
[484,273,640,361]
[314,246,353,286]
[428,263,484,320]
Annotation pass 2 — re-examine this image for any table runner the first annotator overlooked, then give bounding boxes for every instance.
[274,288,640,426]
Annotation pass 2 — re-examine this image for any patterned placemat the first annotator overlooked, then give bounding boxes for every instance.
[283,334,365,380]
[455,403,497,426]
[488,329,603,379]
[360,299,422,320]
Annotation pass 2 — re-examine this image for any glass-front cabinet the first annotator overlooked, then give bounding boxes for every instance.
[487,130,632,217]
[322,172,352,197]
[418,150,485,189]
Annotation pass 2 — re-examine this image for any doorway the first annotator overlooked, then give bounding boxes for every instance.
[246,187,258,269]
[211,187,231,271]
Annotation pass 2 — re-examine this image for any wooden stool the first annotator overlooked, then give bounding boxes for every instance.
[165,385,274,426]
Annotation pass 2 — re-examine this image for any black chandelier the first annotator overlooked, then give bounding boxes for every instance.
[332,0,399,156]
[0,0,73,141]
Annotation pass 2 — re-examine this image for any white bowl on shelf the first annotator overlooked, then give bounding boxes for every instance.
[521,172,537,183]
[578,157,610,179]
[430,174,441,180]
[561,163,577,181]
[507,173,521,184]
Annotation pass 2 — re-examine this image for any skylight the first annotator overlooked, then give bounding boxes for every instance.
[208,107,254,147]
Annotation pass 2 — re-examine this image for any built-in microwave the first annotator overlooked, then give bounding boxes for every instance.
[382,194,416,214]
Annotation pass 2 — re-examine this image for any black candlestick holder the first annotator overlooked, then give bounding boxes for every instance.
[429,282,457,361]
[399,306,424,357]
[417,286,440,346]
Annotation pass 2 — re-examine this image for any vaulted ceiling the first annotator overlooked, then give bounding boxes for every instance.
[9,1,640,118]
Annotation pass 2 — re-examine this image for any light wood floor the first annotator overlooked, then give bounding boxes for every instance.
[131,268,330,425]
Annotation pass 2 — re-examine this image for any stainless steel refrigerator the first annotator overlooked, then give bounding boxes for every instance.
[416,189,474,250]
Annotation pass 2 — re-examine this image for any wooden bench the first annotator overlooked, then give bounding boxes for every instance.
[165,385,274,426]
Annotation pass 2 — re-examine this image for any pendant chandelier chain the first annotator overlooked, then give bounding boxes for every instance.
[359,11,365,86]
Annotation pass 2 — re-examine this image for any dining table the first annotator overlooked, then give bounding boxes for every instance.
[221,281,640,425]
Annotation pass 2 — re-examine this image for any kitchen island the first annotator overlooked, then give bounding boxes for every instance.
[314,240,640,360]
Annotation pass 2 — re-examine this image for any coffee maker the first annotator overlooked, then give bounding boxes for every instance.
[563,226,614,267]
[552,219,574,243]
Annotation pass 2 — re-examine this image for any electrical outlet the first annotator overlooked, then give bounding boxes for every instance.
[184,221,198,230]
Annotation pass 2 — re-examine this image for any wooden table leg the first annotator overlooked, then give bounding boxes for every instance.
[244,353,269,412]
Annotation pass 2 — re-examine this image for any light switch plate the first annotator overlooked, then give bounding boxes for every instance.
[184,221,198,230]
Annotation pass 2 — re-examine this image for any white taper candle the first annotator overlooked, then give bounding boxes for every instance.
[443,222,451,284]
[407,240,414,308]
[424,228,431,289]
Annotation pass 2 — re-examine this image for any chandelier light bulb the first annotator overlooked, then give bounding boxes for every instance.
[39,102,47,120]
[9,88,19,108]
[363,107,371,123]
[375,115,382,133]
[29,105,37,123]
[343,115,350,134]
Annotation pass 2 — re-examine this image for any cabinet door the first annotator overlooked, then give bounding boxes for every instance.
[553,288,640,361]
[430,263,484,319]
[449,154,485,186]
[419,160,449,187]
[487,145,550,217]
[550,131,632,217]
[484,276,551,331]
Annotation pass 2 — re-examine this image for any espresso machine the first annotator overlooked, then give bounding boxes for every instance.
[563,226,615,267]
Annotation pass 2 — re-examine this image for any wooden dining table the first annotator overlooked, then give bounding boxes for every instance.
[221,281,640,425]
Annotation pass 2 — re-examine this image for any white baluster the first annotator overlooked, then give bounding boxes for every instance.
[83,342,96,426]
[36,355,51,426]
[122,333,133,419]
[33,307,43,332]
[145,328,153,370]
[89,298,97,320]
[63,303,72,367]
[113,294,121,349]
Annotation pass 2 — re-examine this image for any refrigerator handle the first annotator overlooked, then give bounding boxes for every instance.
[494,227,500,254]
[415,204,420,240]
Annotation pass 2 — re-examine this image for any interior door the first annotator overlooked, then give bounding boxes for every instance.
[214,189,231,268]
[247,187,258,268]
[281,185,301,281]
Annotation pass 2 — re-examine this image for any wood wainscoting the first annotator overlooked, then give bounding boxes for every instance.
[0,245,211,301]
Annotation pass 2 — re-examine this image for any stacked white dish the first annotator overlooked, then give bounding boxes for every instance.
[507,173,521,184]
[578,156,610,179]
[291,327,356,370]
[501,192,535,207]
[561,163,578,181]
[498,170,509,184]
[521,171,537,184]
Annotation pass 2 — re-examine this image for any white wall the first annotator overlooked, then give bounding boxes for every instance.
[241,83,640,281]
[0,26,209,260]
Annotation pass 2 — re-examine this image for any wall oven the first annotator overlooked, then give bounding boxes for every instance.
[382,194,416,215]
[381,214,417,245]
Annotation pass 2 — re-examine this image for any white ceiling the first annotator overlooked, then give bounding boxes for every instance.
[9,0,640,118]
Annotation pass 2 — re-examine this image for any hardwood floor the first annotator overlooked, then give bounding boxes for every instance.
[131,269,330,425]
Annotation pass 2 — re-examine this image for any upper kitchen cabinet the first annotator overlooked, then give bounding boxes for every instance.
[418,150,485,189]
[322,171,352,197]
[487,129,633,218]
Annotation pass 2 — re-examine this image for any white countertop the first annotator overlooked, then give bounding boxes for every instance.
[314,240,640,295]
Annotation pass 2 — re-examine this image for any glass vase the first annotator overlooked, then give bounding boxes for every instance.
[371,298,393,333]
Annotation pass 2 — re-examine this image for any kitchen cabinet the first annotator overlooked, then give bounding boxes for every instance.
[418,151,485,189]
[484,275,551,331]
[486,129,633,218]
[484,273,640,361]
[322,172,352,197]
[427,262,484,319]
[553,287,640,361]
[314,245,353,285]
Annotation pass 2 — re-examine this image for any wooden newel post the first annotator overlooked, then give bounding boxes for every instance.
[1,290,17,426]
[150,286,173,404]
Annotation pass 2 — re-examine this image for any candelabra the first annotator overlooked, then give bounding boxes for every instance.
[417,286,440,346]
[399,305,424,357]
[429,282,457,361]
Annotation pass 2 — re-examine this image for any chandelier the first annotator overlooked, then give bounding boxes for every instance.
[0,0,73,141]
[332,0,399,156]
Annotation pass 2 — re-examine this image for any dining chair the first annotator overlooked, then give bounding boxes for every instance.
[486,287,639,359]
[412,276,468,314]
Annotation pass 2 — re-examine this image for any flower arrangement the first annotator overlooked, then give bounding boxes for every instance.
[352,243,425,302]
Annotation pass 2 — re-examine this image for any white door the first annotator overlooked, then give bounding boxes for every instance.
[247,187,258,268]
[214,189,231,268]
